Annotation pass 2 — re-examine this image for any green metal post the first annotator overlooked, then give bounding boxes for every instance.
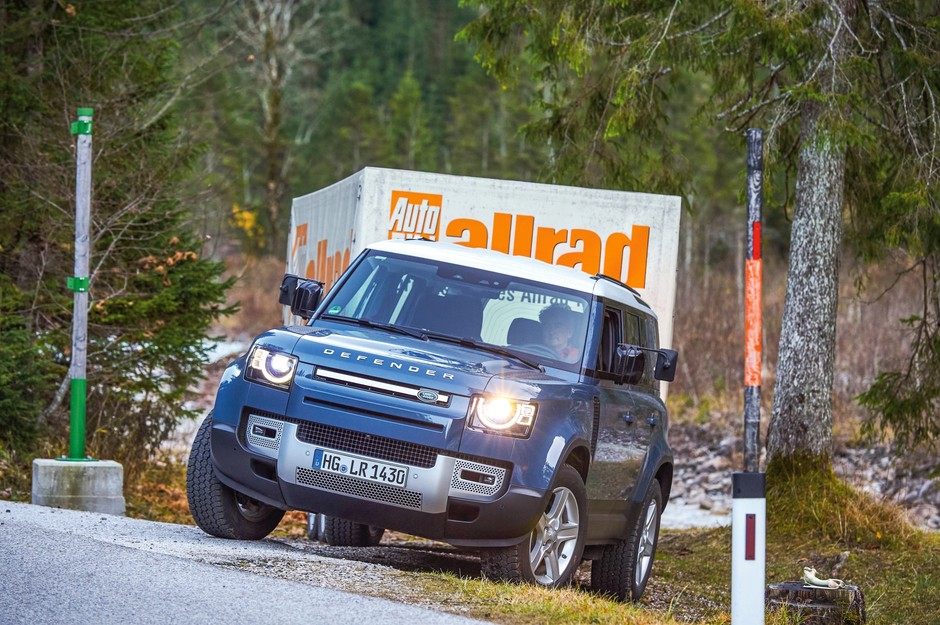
[67,107,93,461]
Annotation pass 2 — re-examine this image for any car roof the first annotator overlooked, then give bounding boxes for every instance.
[365,239,653,315]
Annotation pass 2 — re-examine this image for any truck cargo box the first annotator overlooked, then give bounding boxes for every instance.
[288,168,680,346]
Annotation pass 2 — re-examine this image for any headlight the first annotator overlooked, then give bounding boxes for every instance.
[469,395,537,438]
[246,346,298,389]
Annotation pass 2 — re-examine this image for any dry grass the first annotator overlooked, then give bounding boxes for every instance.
[125,457,311,537]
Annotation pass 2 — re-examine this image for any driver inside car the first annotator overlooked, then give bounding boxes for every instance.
[540,303,580,362]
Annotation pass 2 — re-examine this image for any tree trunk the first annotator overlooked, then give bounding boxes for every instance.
[262,20,286,254]
[767,102,846,463]
[767,0,853,467]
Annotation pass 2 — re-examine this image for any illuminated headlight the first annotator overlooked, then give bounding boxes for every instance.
[469,396,537,438]
[246,346,298,389]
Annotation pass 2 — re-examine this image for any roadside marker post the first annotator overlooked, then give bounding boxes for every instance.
[66,107,94,461]
[731,128,767,624]
[31,107,124,515]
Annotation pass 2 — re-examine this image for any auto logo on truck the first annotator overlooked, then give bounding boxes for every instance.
[416,389,439,403]
[389,190,442,240]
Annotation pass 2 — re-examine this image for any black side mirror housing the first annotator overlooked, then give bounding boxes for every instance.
[615,344,646,385]
[654,348,678,382]
[615,344,680,384]
[278,274,324,320]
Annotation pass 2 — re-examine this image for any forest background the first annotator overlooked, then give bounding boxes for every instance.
[0,0,933,494]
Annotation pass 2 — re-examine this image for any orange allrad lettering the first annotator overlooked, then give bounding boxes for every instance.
[445,212,650,288]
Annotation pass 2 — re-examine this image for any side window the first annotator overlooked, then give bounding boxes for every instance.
[622,309,653,386]
[643,316,660,387]
[625,312,642,345]
[597,307,623,374]
[643,317,659,350]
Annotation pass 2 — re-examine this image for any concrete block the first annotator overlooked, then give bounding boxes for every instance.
[31,459,126,516]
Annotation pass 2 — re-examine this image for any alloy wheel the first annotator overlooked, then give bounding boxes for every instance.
[635,496,660,587]
[529,484,581,585]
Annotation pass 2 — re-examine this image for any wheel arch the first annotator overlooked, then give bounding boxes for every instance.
[655,461,673,507]
[563,444,591,484]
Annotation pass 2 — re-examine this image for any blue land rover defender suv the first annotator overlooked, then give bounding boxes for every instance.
[187,239,677,601]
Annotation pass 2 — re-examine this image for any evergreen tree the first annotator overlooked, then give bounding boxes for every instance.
[461,0,940,467]
[0,1,232,472]
[387,71,435,170]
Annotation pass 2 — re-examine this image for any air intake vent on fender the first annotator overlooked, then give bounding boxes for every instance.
[591,396,600,457]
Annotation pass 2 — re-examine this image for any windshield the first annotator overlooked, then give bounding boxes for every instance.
[320,251,590,370]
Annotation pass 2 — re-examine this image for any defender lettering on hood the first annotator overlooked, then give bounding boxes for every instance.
[320,347,456,380]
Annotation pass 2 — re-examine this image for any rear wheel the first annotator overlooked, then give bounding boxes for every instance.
[480,464,586,588]
[186,413,285,540]
[592,478,662,601]
[319,515,385,547]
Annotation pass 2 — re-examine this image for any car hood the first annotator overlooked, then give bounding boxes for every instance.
[288,322,558,398]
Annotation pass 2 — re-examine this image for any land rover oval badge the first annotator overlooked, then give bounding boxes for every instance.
[417,389,439,403]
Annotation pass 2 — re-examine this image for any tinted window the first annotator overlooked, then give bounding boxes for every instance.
[322,251,590,371]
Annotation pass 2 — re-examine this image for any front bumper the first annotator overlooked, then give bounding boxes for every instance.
[210,411,547,546]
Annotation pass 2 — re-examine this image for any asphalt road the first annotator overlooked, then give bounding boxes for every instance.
[0,500,491,625]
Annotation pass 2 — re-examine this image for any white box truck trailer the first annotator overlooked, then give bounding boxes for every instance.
[286,167,681,348]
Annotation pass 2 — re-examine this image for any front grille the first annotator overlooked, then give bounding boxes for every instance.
[296,467,423,509]
[293,420,439,469]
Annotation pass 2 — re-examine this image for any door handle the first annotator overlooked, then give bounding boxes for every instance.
[621,414,635,425]
[647,416,657,427]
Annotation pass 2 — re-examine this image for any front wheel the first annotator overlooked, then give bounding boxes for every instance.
[591,478,662,601]
[481,464,586,588]
[186,413,285,540]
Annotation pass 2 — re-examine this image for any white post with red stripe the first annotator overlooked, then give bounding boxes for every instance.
[732,128,766,624]
[732,472,766,622]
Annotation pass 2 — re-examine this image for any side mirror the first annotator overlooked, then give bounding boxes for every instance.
[615,344,646,385]
[278,274,324,320]
[654,348,678,382]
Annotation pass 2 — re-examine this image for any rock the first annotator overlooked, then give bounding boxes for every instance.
[666,421,939,532]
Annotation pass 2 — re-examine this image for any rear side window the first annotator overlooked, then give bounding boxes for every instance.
[625,312,642,345]
[594,304,658,387]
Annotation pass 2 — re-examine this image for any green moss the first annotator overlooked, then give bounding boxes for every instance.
[766,455,915,549]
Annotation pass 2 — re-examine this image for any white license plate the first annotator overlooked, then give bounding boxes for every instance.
[312,448,408,488]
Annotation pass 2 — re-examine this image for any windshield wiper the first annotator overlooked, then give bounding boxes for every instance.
[319,314,428,340]
[426,333,544,371]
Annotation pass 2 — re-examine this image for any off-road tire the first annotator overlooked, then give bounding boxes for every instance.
[186,413,285,540]
[319,515,385,546]
[592,478,662,601]
[480,464,586,588]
